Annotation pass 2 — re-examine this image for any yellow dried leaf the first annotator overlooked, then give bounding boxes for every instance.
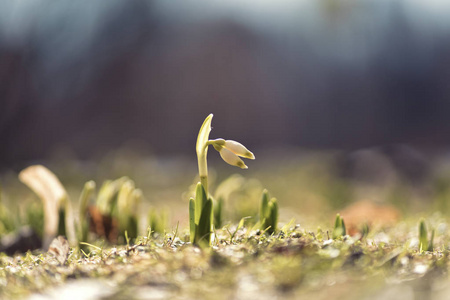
[48,236,70,265]
[19,165,75,248]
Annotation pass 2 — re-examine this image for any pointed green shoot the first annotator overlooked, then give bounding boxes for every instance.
[341,217,346,236]
[334,214,341,229]
[131,189,143,236]
[332,214,346,239]
[195,182,207,224]
[260,189,270,222]
[117,180,135,234]
[58,203,66,237]
[361,223,369,238]
[419,218,428,252]
[78,180,96,242]
[237,216,248,232]
[196,198,213,247]
[97,177,128,215]
[79,181,95,223]
[260,190,279,234]
[231,216,251,242]
[214,197,223,228]
[268,198,278,235]
[428,229,435,252]
[189,198,196,243]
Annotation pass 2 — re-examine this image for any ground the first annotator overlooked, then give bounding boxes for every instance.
[1,151,450,299]
[2,221,450,300]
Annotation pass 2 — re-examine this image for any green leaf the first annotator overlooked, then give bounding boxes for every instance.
[58,206,66,237]
[78,181,95,220]
[316,227,323,240]
[117,180,135,233]
[210,197,215,229]
[269,198,278,234]
[189,198,196,244]
[214,197,223,228]
[195,183,207,224]
[237,216,251,231]
[97,177,128,215]
[231,216,251,241]
[260,189,270,222]
[361,223,369,238]
[332,214,345,239]
[419,218,428,252]
[265,198,278,235]
[78,181,95,243]
[128,216,138,239]
[428,228,435,252]
[196,199,213,247]
[280,219,295,233]
[334,214,342,230]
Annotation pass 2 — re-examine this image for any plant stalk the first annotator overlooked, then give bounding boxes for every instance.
[198,147,209,196]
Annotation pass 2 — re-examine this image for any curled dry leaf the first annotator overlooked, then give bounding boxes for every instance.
[48,236,70,265]
[19,165,68,249]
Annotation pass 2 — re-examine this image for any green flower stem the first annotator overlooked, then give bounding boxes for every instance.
[196,114,214,197]
[198,140,226,196]
[198,143,210,196]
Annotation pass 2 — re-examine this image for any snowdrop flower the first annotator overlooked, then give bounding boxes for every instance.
[196,114,255,195]
[210,139,255,169]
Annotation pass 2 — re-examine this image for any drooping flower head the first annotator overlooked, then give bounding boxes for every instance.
[210,139,255,169]
[196,114,255,195]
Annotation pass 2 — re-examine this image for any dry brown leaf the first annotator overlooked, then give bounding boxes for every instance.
[339,200,400,236]
[48,236,70,265]
[88,206,119,243]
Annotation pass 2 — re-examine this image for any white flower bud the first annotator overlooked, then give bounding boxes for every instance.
[219,147,248,169]
[224,140,255,159]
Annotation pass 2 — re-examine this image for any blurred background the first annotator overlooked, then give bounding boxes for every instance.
[2,0,450,223]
